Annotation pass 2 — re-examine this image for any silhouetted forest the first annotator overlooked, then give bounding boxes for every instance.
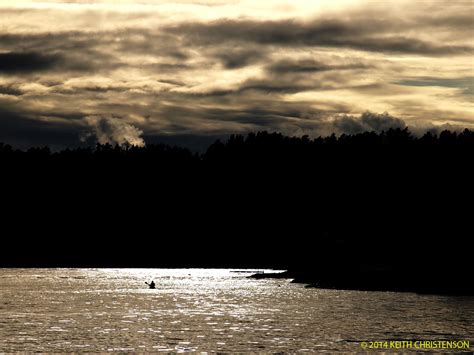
[2,128,473,175]
[1,128,473,294]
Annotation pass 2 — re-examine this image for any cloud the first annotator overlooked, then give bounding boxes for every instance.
[333,111,407,134]
[238,82,315,94]
[396,77,474,96]
[0,85,23,96]
[266,59,370,74]
[0,33,123,75]
[84,117,145,147]
[0,51,61,74]
[165,18,473,56]
[211,48,267,69]
[0,1,472,148]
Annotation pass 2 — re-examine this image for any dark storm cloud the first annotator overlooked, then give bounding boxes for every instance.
[0,33,121,75]
[187,64,351,97]
[165,19,473,56]
[0,52,62,74]
[202,107,309,125]
[187,82,317,97]
[0,85,23,96]
[334,112,407,134]
[198,70,346,97]
[396,77,474,96]
[0,29,185,75]
[165,19,366,45]
[211,48,268,69]
[239,82,315,94]
[266,59,370,74]
[344,36,471,56]
[0,32,85,53]
[157,79,186,87]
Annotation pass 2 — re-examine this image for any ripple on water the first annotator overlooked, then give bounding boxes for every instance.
[1,269,473,352]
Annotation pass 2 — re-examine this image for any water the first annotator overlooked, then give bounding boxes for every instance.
[1,269,472,352]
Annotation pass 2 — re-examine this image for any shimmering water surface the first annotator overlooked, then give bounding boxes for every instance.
[1,269,473,352]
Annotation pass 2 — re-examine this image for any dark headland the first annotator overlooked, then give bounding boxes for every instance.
[1,129,473,296]
[249,266,473,296]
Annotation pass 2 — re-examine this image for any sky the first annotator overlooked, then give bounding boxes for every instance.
[0,0,473,149]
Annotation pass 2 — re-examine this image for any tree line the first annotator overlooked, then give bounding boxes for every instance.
[1,127,472,275]
[1,128,473,162]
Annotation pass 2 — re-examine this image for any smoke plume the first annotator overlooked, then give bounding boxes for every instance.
[83,117,145,147]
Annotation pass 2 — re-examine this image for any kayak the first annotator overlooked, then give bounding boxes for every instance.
[145,282,155,289]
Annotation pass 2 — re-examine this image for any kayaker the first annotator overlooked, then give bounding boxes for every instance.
[146,280,155,289]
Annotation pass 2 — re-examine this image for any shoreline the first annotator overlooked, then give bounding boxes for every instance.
[249,271,474,296]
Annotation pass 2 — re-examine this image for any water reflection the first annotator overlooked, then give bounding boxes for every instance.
[0,269,473,352]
